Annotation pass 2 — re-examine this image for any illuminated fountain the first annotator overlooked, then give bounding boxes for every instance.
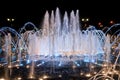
[0,8,119,80]
[21,8,105,62]
[89,24,120,80]
[0,27,23,80]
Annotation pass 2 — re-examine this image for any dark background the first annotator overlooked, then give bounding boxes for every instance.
[0,0,120,31]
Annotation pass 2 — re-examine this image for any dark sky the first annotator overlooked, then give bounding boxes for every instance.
[0,0,120,30]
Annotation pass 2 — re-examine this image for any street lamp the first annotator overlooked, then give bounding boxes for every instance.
[81,17,89,29]
[7,18,15,27]
[81,18,89,22]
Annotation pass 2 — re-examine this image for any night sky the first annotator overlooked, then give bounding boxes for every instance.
[0,0,120,31]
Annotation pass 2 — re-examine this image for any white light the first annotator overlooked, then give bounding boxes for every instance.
[82,18,85,21]
[7,18,10,21]
[12,18,15,21]
[6,18,15,22]
[80,72,83,75]
[58,74,62,77]
[86,18,89,21]
[17,77,22,80]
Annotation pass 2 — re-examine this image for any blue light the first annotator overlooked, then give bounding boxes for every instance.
[26,60,31,64]
[58,62,62,66]
[41,61,45,64]
[20,64,23,66]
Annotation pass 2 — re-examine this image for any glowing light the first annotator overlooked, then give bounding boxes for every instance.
[7,18,10,21]
[17,77,22,80]
[110,20,114,24]
[81,18,89,22]
[26,65,30,68]
[80,72,84,75]
[102,71,105,74]
[43,75,48,79]
[29,75,35,79]
[86,18,89,21]
[8,65,12,68]
[93,72,97,74]
[82,18,85,21]
[7,18,15,22]
[0,78,5,80]
[15,64,19,67]
[39,78,43,80]
[58,74,62,77]
[85,73,91,77]
[98,22,102,25]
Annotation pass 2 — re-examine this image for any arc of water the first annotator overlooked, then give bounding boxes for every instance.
[19,22,38,34]
[105,23,120,35]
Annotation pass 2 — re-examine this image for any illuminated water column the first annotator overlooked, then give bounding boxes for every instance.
[4,33,12,80]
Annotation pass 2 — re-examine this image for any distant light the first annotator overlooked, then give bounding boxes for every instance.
[7,18,15,22]
[86,18,89,21]
[82,18,85,21]
[98,22,103,27]
[110,20,114,24]
[58,74,62,77]
[12,18,15,21]
[98,22,102,25]
[81,18,89,22]
[100,25,103,27]
[7,18,10,21]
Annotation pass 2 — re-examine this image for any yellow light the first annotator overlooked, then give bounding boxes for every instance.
[39,78,43,80]
[17,77,22,80]
[8,65,12,68]
[0,78,5,80]
[29,75,35,79]
[85,73,91,77]
[43,75,48,79]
